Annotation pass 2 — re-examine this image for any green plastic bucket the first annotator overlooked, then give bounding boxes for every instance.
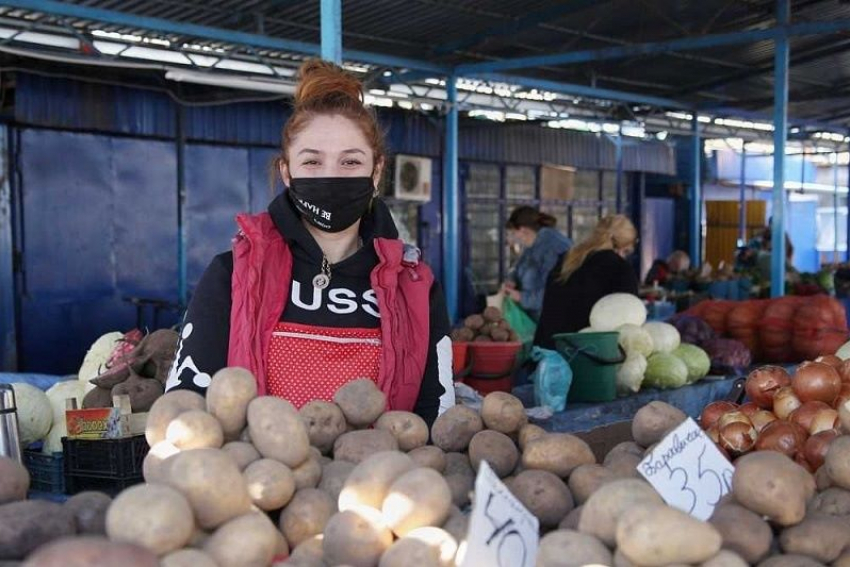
[552,332,625,402]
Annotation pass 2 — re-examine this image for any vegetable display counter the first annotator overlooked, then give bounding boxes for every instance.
[513,375,741,434]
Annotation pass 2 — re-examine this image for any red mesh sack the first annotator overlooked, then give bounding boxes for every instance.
[760,296,804,363]
[792,296,849,361]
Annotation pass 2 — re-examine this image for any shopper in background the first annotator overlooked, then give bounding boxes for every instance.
[501,206,572,321]
[534,214,640,349]
[644,249,691,286]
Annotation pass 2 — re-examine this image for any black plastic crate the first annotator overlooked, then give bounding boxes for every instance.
[23,449,65,494]
[62,435,149,479]
[64,473,143,496]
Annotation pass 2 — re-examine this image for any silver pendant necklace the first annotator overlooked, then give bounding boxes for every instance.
[313,256,331,290]
[313,237,363,290]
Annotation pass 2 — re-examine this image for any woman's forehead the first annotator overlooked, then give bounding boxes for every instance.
[290,114,371,154]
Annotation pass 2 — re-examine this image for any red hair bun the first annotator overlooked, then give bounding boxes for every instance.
[295,60,363,108]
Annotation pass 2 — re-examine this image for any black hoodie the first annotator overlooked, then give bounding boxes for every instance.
[166,192,453,424]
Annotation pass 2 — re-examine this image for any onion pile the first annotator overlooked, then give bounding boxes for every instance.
[699,358,848,471]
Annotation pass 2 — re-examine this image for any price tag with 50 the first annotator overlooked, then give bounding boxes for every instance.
[460,461,539,567]
[637,417,735,521]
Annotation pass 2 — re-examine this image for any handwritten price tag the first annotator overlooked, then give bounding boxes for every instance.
[460,461,539,567]
[637,417,735,521]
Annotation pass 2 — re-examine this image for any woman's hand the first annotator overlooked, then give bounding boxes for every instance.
[501,282,521,302]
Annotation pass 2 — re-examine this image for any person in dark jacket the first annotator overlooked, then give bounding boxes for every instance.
[502,206,572,321]
[166,60,454,425]
[534,214,640,350]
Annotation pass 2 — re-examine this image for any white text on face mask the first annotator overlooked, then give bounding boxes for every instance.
[291,280,380,318]
[297,198,333,221]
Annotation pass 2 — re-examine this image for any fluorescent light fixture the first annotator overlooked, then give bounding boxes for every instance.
[186,53,219,67]
[812,132,849,143]
[664,111,712,124]
[119,45,193,65]
[0,27,79,49]
[215,59,276,75]
[715,117,773,131]
[92,40,128,55]
[92,29,170,47]
[468,110,506,122]
[621,124,646,138]
[397,100,413,110]
[656,131,669,141]
[164,69,296,94]
[546,118,603,133]
[363,94,393,108]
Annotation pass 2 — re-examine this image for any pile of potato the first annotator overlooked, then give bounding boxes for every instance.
[450,306,520,343]
[0,461,123,564]
[8,367,850,566]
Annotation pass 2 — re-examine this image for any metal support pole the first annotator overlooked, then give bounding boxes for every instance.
[443,76,460,323]
[176,106,187,308]
[739,147,747,246]
[690,115,702,267]
[497,164,507,285]
[834,153,840,264]
[615,134,624,214]
[320,0,342,64]
[0,125,16,370]
[847,130,850,262]
[771,0,790,297]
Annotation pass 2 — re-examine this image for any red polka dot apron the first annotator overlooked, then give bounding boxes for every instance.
[266,321,382,408]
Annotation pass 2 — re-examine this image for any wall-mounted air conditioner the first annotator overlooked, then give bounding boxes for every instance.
[393,155,432,202]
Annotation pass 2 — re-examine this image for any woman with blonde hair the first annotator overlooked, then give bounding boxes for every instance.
[534,214,640,349]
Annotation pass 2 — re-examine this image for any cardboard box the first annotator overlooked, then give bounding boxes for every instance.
[65,395,147,440]
[540,165,576,201]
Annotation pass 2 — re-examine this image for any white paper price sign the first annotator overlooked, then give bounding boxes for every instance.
[637,417,735,521]
[460,461,539,567]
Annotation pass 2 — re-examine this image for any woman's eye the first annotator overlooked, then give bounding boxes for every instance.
[303,160,319,166]
[343,159,362,166]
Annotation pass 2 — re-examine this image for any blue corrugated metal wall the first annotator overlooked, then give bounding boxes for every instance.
[16,74,177,138]
[460,124,675,175]
[7,73,675,373]
[17,129,178,373]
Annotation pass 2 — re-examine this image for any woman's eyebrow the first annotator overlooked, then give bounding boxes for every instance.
[297,148,321,155]
[341,149,366,155]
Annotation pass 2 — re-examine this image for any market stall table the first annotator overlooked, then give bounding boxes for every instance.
[513,374,742,433]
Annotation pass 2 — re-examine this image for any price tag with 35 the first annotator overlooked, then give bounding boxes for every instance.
[460,461,539,567]
[637,417,735,521]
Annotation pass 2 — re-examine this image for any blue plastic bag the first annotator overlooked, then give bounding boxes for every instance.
[530,347,572,412]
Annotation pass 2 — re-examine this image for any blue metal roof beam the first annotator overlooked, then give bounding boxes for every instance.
[456,19,850,74]
[0,0,451,74]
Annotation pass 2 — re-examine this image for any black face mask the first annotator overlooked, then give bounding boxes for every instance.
[287,177,375,233]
